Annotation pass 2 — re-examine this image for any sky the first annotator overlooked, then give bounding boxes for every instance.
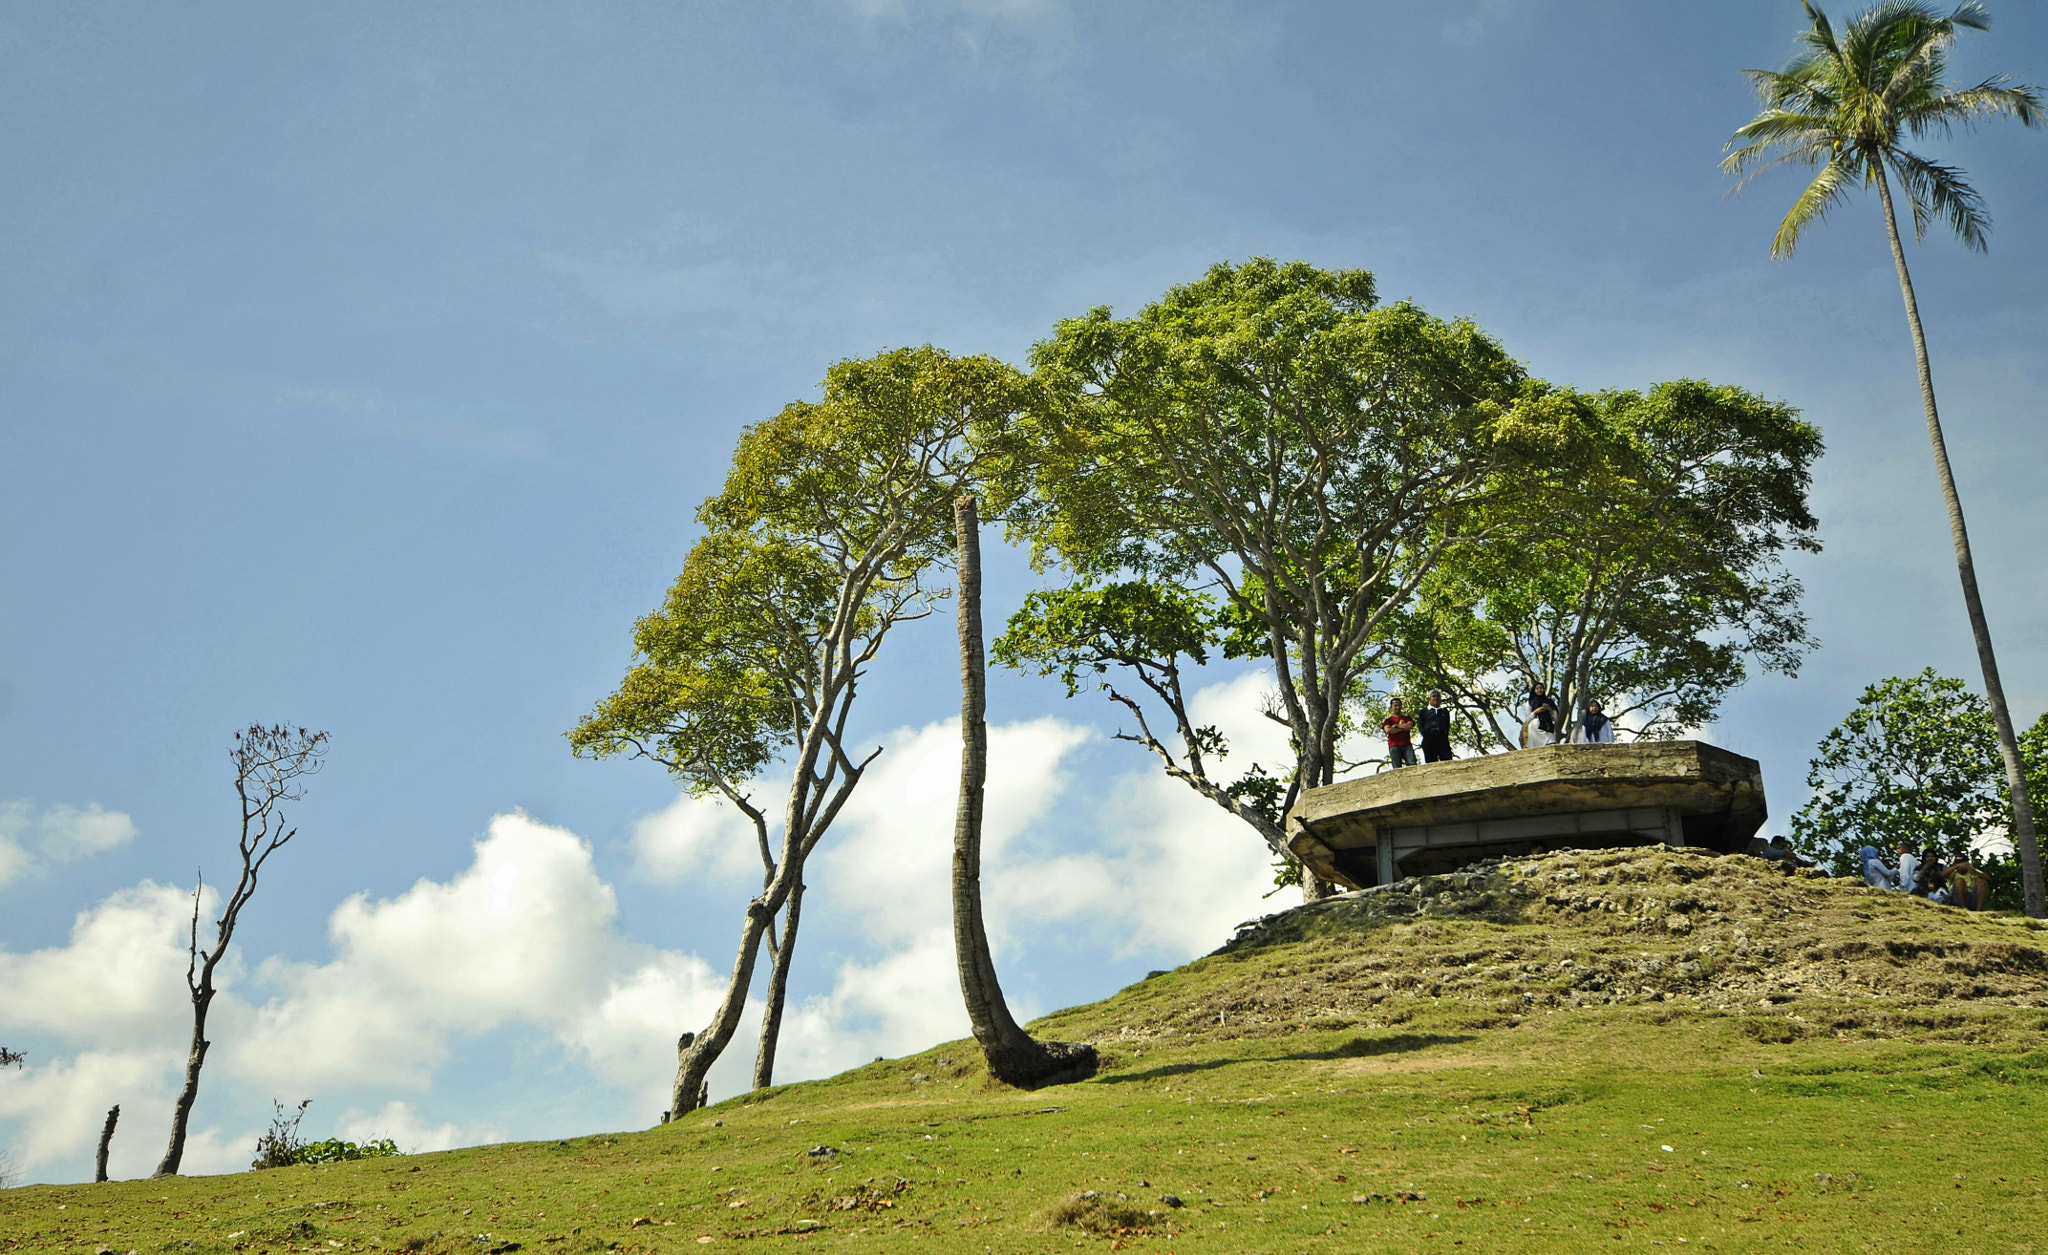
[4,0,2047,1185]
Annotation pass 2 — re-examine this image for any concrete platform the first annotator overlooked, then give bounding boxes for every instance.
[1286,741,1767,890]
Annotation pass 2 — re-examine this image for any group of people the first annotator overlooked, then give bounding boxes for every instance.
[1378,684,1617,769]
[1857,842,1994,910]
[1517,683,1614,748]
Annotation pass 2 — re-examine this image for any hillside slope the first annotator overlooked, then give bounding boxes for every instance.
[5,847,2046,1255]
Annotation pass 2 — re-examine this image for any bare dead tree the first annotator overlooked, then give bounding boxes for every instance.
[155,724,329,1178]
[95,1106,119,1182]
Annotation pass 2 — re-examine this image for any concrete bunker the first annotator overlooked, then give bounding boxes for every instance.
[1286,741,1767,890]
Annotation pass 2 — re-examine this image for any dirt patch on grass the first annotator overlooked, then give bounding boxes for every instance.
[1036,1191,1167,1236]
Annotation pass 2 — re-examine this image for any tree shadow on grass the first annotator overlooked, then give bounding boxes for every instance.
[1097,1033,1477,1084]
[1282,1033,1476,1061]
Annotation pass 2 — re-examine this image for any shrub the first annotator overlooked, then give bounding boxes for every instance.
[252,1099,401,1169]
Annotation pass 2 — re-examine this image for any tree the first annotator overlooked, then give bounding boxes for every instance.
[571,346,1023,1117]
[1393,381,1822,748]
[156,724,329,1177]
[1790,669,2002,876]
[1009,258,1567,895]
[951,495,1097,1087]
[1724,0,2044,915]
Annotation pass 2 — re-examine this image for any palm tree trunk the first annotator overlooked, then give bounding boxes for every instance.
[1875,171,2045,918]
[952,495,1097,1087]
[750,882,803,1090]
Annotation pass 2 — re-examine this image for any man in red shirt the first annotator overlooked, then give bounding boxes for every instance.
[1383,698,1418,769]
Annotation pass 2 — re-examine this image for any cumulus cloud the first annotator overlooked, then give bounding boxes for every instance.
[0,800,138,886]
[0,880,210,1047]
[771,700,1276,1077]
[630,791,768,883]
[0,812,743,1181]
[230,812,731,1098]
[0,691,1298,1183]
[335,1100,503,1154]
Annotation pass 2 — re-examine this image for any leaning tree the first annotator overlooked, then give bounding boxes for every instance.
[572,346,1029,1115]
[1724,0,2044,915]
[157,724,328,1178]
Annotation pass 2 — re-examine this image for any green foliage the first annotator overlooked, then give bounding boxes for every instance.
[1006,257,1572,857]
[250,1100,397,1170]
[571,345,1027,799]
[295,1137,402,1166]
[1394,380,1821,748]
[567,529,844,792]
[1724,0,2042,258]
[993,581,1217,699]
[1791,670,2004,874]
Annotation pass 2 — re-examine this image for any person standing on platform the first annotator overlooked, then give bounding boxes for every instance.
[1573,700,1615,744]
[1418,691,1455,763]
[1382,698,1418,769]
[1522,682,1558,747]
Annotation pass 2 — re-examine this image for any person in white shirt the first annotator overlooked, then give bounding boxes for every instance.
[1895,842,1920,895]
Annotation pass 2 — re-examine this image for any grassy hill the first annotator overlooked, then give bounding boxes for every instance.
[6,846,2047,1254]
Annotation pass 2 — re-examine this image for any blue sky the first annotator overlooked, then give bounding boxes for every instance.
[4,0,2046,1183]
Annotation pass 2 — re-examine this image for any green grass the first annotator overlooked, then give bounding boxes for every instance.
[7,848,2047,1254]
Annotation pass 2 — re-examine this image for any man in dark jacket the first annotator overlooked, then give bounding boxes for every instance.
[1418,691,1455,763]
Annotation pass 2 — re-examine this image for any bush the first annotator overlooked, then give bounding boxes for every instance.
[252,1099,401,1169]
[296,1136,401,1165]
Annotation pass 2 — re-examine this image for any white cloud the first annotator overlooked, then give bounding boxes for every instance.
[1187,669,1295,772]
[0,811,749,1181]
[818,715,1091,947]
[232,811,664,1091]
[770,704,1276,1078]
[631,791,768,883]
[0,800,138,886]
[334,1100,503,1155]
[0,880,209,1047]
[0,698,1297,1184]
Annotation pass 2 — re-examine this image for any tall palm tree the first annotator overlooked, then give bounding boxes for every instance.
[1724,0,2044,917]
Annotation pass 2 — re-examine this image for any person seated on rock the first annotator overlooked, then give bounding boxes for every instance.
[1768,835,1814,869]
[1949,859,1993,911]
[1859,845,1898,889]
[1915,848,1949,898]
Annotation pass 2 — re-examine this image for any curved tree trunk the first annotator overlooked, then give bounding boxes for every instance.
[671,897,778,1118]
[1876,172,2045,918]
[95,1105,119,1183]
[953,495,1097,1087]
[751,881,803,1090]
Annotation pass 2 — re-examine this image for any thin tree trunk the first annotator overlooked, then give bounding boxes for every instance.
[1876,171,2045,918]
[751,880,803,1090]
[95,1106,119,1183]
[952,495,1097,1088]
[156,1002,209,1177]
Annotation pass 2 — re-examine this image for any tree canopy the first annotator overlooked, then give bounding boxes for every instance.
[1392,380,1822,748]
[1004,258,1574,886]
[1790,669,2004,874]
